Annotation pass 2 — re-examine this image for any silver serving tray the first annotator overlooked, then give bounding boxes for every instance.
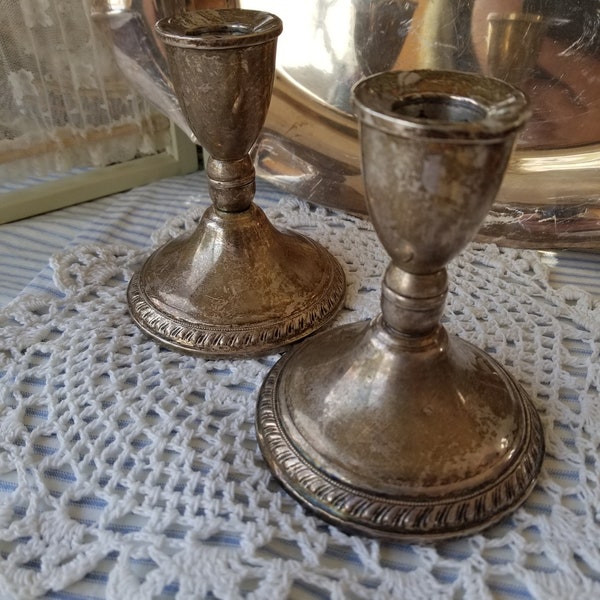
[94,0,600,250]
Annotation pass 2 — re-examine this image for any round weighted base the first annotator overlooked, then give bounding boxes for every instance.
[128,204,346,358]
[256,318,544,540]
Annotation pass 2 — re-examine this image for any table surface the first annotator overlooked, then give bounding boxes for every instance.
[1,171,600,600]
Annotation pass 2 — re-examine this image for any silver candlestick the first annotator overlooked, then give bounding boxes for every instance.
[256,70,544,540]
[127,10,345,358]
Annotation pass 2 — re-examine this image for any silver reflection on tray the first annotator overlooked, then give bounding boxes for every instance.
[126,9,345,357]
[256,70,544,540]
[248,0,600,249]
[92,1,600,249]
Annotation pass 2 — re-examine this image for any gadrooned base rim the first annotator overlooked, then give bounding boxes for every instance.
[256,327,545,541]
[126,250,346,359]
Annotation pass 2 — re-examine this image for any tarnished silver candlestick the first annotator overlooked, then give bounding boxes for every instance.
[257,70,544,540]
[127,10,345,358]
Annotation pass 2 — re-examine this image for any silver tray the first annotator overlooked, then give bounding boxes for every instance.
[94,0,600,250]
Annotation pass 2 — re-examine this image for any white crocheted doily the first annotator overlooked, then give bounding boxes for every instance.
[1,198,599,599]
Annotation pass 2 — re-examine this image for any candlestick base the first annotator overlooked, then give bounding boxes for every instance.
[128,203,345,358]
[256,318,544,540]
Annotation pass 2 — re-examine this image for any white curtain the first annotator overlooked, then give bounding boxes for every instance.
[0,0,170,185]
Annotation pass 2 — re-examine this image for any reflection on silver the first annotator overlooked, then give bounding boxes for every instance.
[249,0,600,249]
[93,0,600,250]
[485,12,547,85]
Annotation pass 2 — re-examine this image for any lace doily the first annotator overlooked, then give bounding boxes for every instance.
[1,198,599,599]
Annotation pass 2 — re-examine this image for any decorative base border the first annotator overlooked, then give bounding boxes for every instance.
[256,347,545,541]
[127,252,346,359]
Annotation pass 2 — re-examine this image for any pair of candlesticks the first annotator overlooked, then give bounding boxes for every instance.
[127,9,543,540]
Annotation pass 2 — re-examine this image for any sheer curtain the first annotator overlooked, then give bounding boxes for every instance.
[0,0,170,186]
